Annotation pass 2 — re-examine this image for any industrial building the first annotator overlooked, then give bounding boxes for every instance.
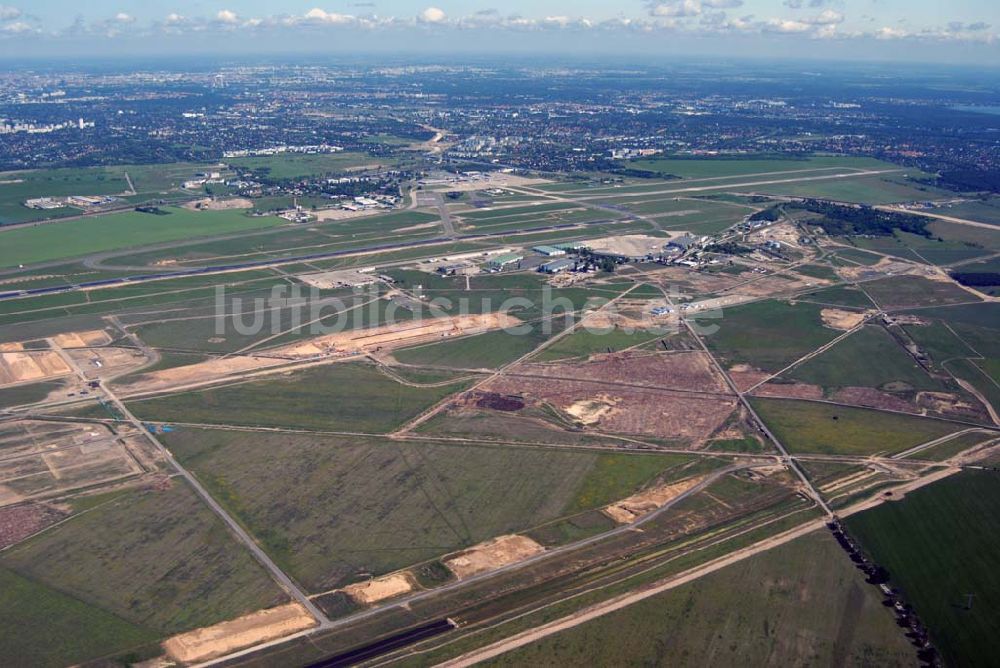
[486,252,524,271]
[668,234,698,251]
[532,245,567,257]
[539,258,575,274]
[437,264,480,276]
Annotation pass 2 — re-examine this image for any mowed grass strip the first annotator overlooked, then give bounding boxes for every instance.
[0,207,285,268]
[128,362,472,433]
[751,398,961,455]
[846,471,1000,667]
[161,428,686,592]
[0,481,285,635]
[0,567,158,668]
[483,530,914,667]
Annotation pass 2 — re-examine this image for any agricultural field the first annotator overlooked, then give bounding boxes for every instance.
[161,427,691,591]
[484,530,915,667]
[127,361,472,433]
[751,398,962,455]
[862,275,977,310]
[0,567,159,668]
[0,481,285,636]
[703,299,841,372]
[786,325,946,393]
[846,471,1000,667]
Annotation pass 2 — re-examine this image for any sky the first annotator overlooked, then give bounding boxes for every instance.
[0,1,997,63]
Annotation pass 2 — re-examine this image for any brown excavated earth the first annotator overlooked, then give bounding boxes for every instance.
[119,313,518,395]
[51,329,112,348]
[0,351,72,386]
[603,475,707,524]
[754,381,825,400]
[483,375,737,445]
[162,603,317,664]
[343,572,416,604]
[0,502,68,549]
[514,350,729,394]
[727,364,771,393]
[444,535,544,579]
[820,308,867,331]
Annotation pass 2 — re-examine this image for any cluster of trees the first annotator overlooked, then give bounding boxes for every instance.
[934,169,1000,194]
[748,206,781,223]
[704,241,752,255]
[951,272,1000,287]
[792,200,930,237]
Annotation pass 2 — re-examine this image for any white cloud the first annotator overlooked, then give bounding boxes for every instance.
[805,10,843,25]
[304,9,355,25]
[114,12,135,24]
[216,10,239,25]
[649,0,741,17]
[0,5,20,20]
[651,0,703,18]
[418,7,446,23]
[1,20,34,34]
[165,13,186,25]
[764,18,811,33]
[875,26,908,40]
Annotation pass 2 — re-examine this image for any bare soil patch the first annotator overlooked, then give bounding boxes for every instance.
[754,381,825,400]
[182,197,253,211]
[0,502,68,549]
[483,375,737,445]
[343,572,416,604]
[474,392,525,412]
[516,351,730,394]
[830,387,916,413]
[728,364,770,392]
[121,313,517,395]
[603,475,707,524]
[820,308,867,331]
[444,535,544,579]
[0,420,146,506]
[51,329,113,348]
[916,391,990,422]
[162,603,316,664]
[68,347,148,379]
[0,351,72,386]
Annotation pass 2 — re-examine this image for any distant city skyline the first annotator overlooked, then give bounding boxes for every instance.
[0,1,997,63]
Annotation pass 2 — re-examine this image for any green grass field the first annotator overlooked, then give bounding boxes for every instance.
[485,530,914,667]
[852,230,991,265]
[0,481,284,635]
[0,567,159,667]
[703,299,840,372]
[0,207,285,267]
[531,326,663,361]
[162,428,685,592]
[846,471,1000,667]
[623,155,892,180]
[751,398,961,455]
[225,152,390,179]
[863,275,976,310]
[798,284,875,309]
[788,325,945,392]
[128,362,470,433]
